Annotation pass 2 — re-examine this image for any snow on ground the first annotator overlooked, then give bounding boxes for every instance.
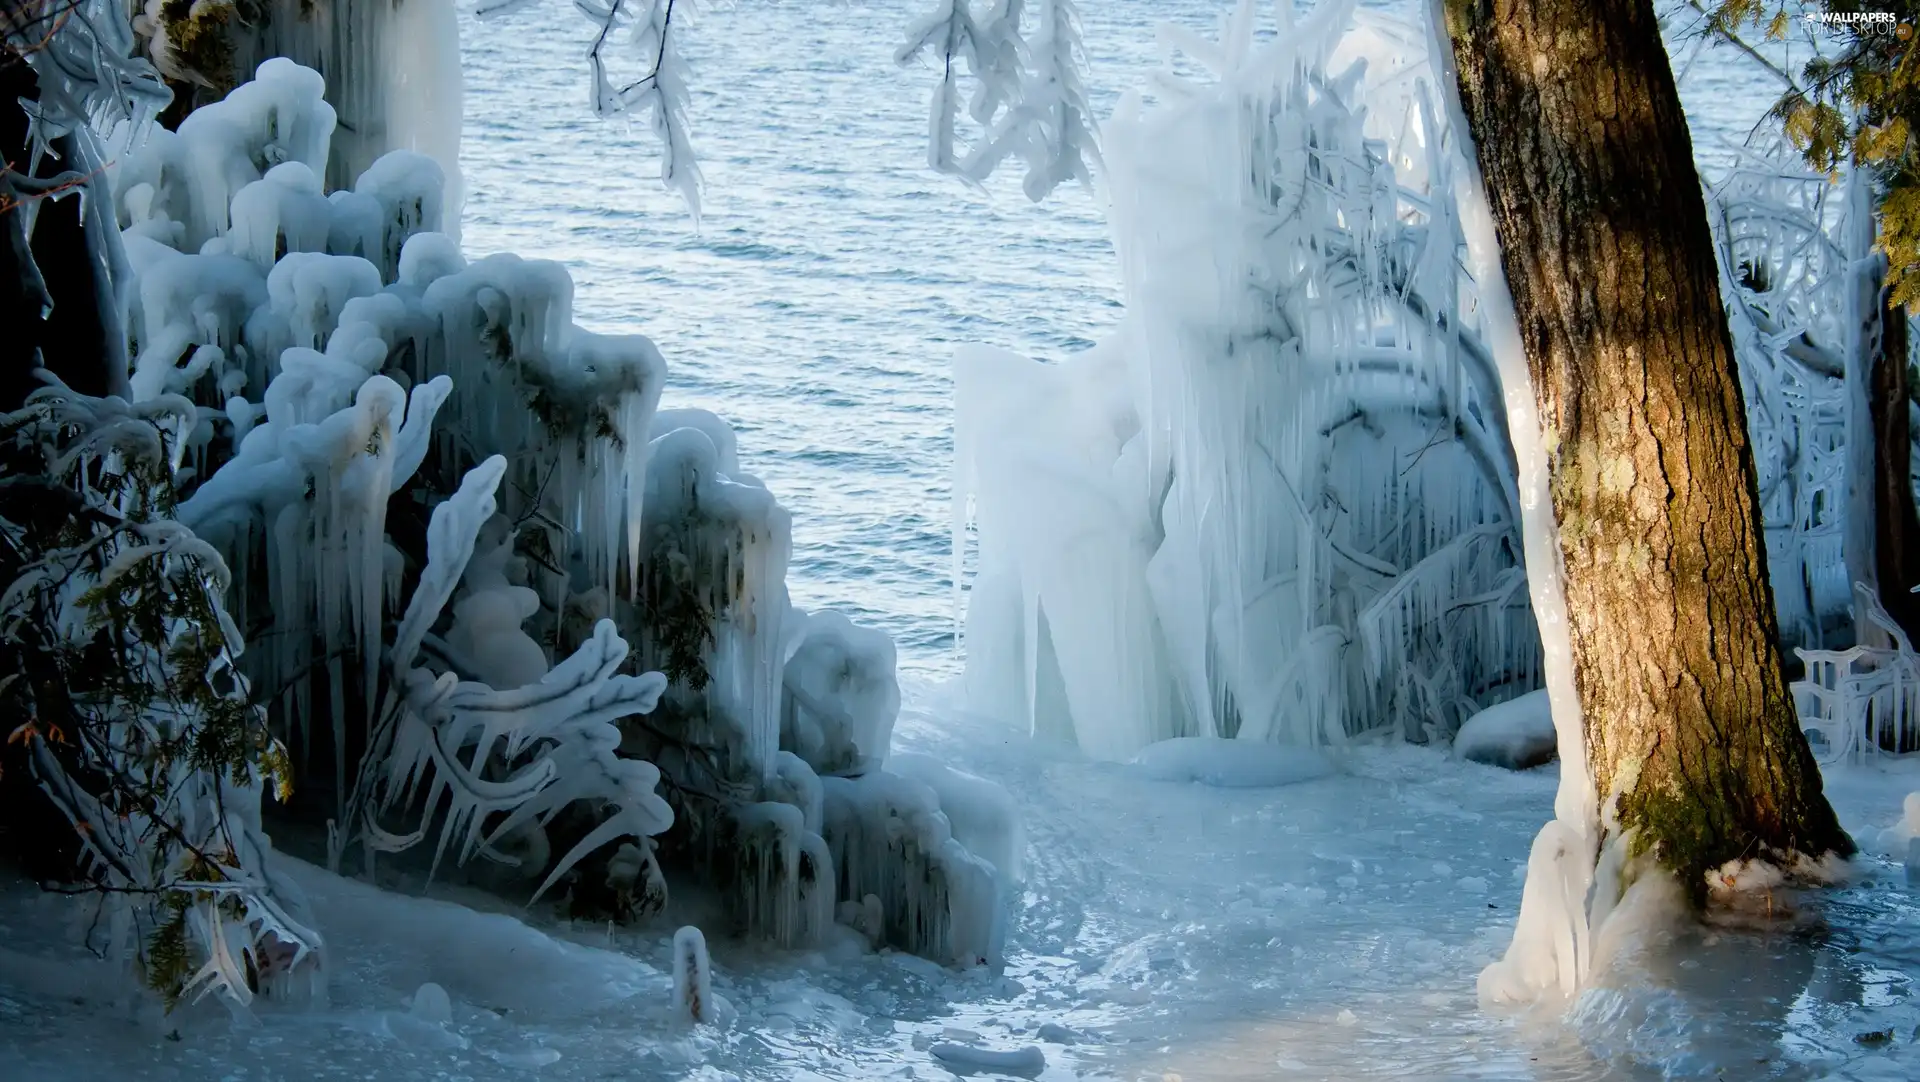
[3,680,1919,1081]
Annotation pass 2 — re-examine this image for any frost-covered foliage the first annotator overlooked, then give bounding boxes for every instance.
[953,2,1535,760]
[0,386,322,1011]
[86,58,1010,976]
[896,0,1103,200]
[1708,137,1863,649]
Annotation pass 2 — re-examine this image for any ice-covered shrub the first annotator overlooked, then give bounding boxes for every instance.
[83,58,1011,974]
[951,1,1898,765]
[0,386,322,1010]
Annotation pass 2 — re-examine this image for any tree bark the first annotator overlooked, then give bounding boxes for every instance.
[1444,0,1853,898]
[1872,303,1920,643]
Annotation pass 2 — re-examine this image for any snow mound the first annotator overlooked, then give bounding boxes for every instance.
[1453,690,1557,771]
[1127,738,1336,788]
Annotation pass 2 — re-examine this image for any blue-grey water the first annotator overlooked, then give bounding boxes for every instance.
[458,0,1786,677]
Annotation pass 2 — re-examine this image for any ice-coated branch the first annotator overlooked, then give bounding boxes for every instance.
[4,1,169,164]
[482,0,702,215]
[898,0,1101,199]
[1008,0,1101,200]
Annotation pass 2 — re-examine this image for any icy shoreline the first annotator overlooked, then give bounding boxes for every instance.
[4,682,1915,1082]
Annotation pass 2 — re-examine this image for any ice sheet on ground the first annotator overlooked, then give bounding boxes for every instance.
[1127,737,1337,788]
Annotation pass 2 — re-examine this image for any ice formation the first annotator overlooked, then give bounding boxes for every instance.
[821,771,1007,967]
[90,59,1014,994]
[1709,139,1870,647]
[1872,792,1920,855]
[783,610,903,776]
[930,1042,1048,1073]
[1792,587,1920,762]
[953,2,1535,761]
[1425,0,1602,1007]
[1452,689,1556,771]
[951,0,1898,1006]
[131,1,466,217]
[889,752,1024,882]
[671,925,714,1024]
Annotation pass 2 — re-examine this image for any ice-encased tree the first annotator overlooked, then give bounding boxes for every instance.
[1437,0,1852,1003]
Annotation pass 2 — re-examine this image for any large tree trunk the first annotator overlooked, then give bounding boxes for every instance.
[1871,302,1920,753]
[1443,0,1852,899]
[1872,303,1920,646]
